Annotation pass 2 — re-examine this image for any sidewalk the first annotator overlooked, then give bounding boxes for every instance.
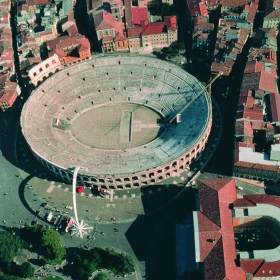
[24,177,185,224]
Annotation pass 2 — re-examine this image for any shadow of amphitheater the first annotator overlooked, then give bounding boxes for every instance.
[0,106,58,183]
[126,186,198,280]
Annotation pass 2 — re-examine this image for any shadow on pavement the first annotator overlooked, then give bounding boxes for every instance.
[264,182,280,195]
[15,131,59,181]
[18,175,46,223]
[125,187,197,280]
[0,107,58,182]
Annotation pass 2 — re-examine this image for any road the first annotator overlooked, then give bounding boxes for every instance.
[0,113,34,228]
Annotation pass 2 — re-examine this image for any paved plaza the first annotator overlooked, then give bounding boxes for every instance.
[24,177,187,224]
[0,91,224,280]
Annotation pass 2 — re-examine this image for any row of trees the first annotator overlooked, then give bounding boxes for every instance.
[0,231,34,279]
[73,247,134,280]
[0,226,66,279]
[19,225,66,264]
[153,41,186,60]
[0,227,135,280]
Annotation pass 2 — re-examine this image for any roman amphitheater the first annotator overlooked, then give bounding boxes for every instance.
[21,55,212,189]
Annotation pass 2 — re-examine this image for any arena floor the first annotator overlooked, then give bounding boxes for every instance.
[70,103,162,150]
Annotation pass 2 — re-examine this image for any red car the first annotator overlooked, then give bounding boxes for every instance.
[76,186,85,193]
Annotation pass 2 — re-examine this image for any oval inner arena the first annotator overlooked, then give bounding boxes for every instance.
[21,55,212,189]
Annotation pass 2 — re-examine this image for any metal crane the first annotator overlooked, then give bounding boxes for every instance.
[205,72,223,95]
[168,72,223,124]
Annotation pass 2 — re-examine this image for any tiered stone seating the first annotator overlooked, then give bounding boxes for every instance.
[21,54,211,181]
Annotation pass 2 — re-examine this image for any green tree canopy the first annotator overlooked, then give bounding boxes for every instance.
[72,247,135,279]
[16,262,34,278]
[0,232,24,264]
[44,277,64,280]
[94,272,109,280]
[0,274,22,280]
[41,229,66,264]
[89,248,134,276]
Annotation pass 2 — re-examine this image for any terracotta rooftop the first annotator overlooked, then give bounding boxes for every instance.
[244,61,263,74]
[240,259,265,274]
[131,6,148,26]
[142,22,165,35]
[127,26,142,38]
[220,0,248,7]
[196,179,247,280]
[270,93,280,122]
[265,9,280,19]
[259,70,279,94]
[234,160,280,172]
[196,179,280,279]
[26,0,50,5]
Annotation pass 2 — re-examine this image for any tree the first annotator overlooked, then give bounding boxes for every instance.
[82,258,99,272]
[19,225,44,247]
[44,277,64,280]
[16,262,34,278]
[75,266,90,280]
[41,229,66,264]
[0,232,23,264]
[94,272,109,280]
[90,248,134,276]
[73,247,135,278]
[0,274,22,280]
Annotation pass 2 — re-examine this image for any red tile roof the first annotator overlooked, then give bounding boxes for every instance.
[203,238,226,280]
[243,105,263,121]
[164,15,177,30]
[0,80,17,108]
[220,0,248,7]
[233,197,256,207]
[247,1,259,23]
[235,119,254,138]
[131,6,148,26]
[198,2,208,17]
[234,159,280,172]
[244,61,263,74]
[127,26,142,38]
[265,9,280,19]
[197,212,221,262]
[240,259,265,274]
[95,12,125,37]
[142,22,165,36]
[259,70,279,94]
[270,93,280,122]
[254,261,280,277]
[199,178,234,192]
[243,194,280,209]
[197,179,246,280]
[198,180,280,279]
[26,0,50,5]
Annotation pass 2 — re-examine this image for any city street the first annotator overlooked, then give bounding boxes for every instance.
[0,110,35,228]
